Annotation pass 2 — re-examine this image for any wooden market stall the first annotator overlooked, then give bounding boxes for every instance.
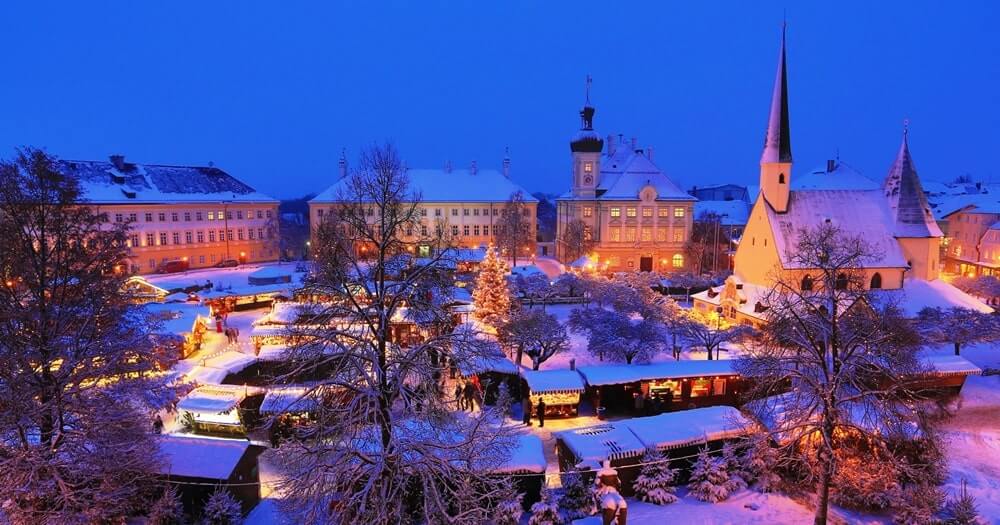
[154,435,265,516]
[177,384,264,436]
[490,434,547,511]
[521,369,587,418]
[910,353,983,395]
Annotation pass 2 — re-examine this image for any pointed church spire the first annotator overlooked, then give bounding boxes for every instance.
[883,121,942,238]
[761,23,792,164]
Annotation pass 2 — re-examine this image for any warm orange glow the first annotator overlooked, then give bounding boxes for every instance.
[239,252,246,257]
[181,256,188,261]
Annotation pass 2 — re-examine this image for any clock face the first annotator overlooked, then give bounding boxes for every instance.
[584,175,593,184]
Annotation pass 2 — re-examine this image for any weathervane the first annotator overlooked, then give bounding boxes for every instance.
[585,74,592,105]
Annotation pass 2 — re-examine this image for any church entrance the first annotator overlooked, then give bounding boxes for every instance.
[639,256,653,272]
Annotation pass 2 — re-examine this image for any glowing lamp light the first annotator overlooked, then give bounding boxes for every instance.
[240,252,246,257]
[181,256,188,261]
[5,281,13,287]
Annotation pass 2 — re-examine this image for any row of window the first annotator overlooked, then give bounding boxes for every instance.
[130,228,273,248]
[800,272,883,291]
[315,207,530,219]
[145,249,273,269]
[607,226,686,243]
[605,254,685,268]
[114,209,273,223]
[586,206,686,219]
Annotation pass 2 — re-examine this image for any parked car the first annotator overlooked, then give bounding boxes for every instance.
[157,259,190,274]
[214,259,240,268]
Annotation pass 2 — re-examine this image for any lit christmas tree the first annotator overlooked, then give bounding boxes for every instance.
[473,244,511,327]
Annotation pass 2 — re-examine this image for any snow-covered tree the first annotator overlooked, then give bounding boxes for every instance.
[721,442,748,493]
[491,483,524,525]
[494,380,514,415]
[527,488,563,525]
[559,470,596,519]
[512,272,552,309]
[916,306,1000,356]
[496,190,532,268]
[679,309,752,360]
[200,488,243,525]
[736,223,928,525]
[741,434,781,493]
[633,449,678,505]
[559,218,595,264]
[941,479,981,525]
[497,309,568,370]
[570,307,666,364]
[148,486,186,525]
[552,272,584,298]
[270,144,514,524]
[473,244,511,327]
[687,446,730,503]
[0,148,172,522]
[891,483,944,525]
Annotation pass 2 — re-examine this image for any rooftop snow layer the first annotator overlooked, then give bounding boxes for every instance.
[625,406,753,451]
[311,168,537,203]
[576,360,737,387]
[875,279,993,317]
[556,422,648,466]
[921,354,983,377]
[259,386,320,415]
[494,434,547,474]
[156,435,250,479]
[521,369,586,394]
[794,162,878,191]
[177,385,249,414]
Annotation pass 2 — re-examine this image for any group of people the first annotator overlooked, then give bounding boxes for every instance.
[453,380,482,411]
[633,389,673,416]
[224,326,241,344]
[521,396,546,428]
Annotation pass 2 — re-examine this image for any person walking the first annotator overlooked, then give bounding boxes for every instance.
[521,396,532,426]
[536,398,546,428]
[463,381,476,412]
[454,382,464,410]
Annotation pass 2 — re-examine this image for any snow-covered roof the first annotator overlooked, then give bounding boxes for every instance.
[936,193,1000,219]
[59,158,277,204]
[155,435,251,479]
[144,302,209,335]
[556,422,648,467]
[920,353,983,377]
[558,148,693,203]
[521,369,586,394]
[691,278,771,321]
[259,386,320,415]
[201,350,258,375]
[249,266,293,280]
[144,263,306,297]
[494,434,546,474]
[766,190,908,269]
[882,135,943,238]
[794,162,878,191]
[874,279,993,317]
[624,406,754,451]
[256,345,292,361]
[460,351,519,376]
[694,200,750,226]
[576,360,737,387]
[177,385,250,414]
[310,168,537,204]
[510,264,546,279]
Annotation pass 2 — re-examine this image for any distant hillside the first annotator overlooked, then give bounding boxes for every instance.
[533,192,558,242]
[280,193,316,215]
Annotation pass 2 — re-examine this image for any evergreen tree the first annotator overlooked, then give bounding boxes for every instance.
[742,434,782,493]
[200,488,243,525]
[687,446,731,503]
[559,470,596,519]
[494,381,514,416]
[721,442,748,493]
[527,488,563,525]
[892,483,944,525]
[473,244,511,327]
[941,479,980,525]
[633,449,678,505]
[491,481,523,525]
[148,486,186,525]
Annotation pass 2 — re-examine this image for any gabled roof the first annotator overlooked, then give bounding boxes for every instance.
[794,161,878,191]
[59,159,276,204]
[311,168,537,204]
[766,190,908,269]
[560,149,693,202]
[882,132,943,238]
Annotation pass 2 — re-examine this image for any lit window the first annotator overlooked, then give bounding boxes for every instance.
[641,227,652,242]
[584,161,593,173]
[642,207,652,218]
[626,207,637,218]
[658,207,669,218]
[609,227,621,242]
[583,207,593,218]
[673,230,684,242]
[583,226,592,240]
[673,207,685,218]
[610,207,621,218]
[624,228,636,242]
[672,254,684,268]
[656,228,667,242]
[208,212,215,220]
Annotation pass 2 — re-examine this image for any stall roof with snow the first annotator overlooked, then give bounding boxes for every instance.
[144,302,209,335]
[522,369,586,394]
[259,386,321,415]
[556,423,648,468]
[624,406,753,451]
[155,435,253,479]
[494,434,547,474]
[873,279,994,317]
[921,353,983,377]
[576,360,738,387]
[177,384,252,414]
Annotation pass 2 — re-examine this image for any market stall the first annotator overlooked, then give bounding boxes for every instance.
[177,384,263,436]
[521,369,586,418]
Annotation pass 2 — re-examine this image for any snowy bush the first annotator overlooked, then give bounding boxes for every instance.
[891,483,944,525]
[559,470,596,519]
[941,479,982,525]
[721,442,748,493]
[148,486,186,525]
[831,453,900,511]
[527,488,563,525]
[741,435,782,493]
[199,488,243,525]
[633,449,678,505]
[687,446,730,503]
[491,489,523,525]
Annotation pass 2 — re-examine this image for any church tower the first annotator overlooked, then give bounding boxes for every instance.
[759,25,793,213]
[884,124,943,280]
[570,76,604,199]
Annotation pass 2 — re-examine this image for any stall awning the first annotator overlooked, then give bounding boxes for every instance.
[522,369,586,394]
[921,353,982,377]
[576,360,737,387]
[556,423,647,468]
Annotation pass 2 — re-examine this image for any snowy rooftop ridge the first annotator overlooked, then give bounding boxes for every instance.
[310,168,538,204]
[521,369,586,394]
[920,353,983,377]
[576,360,737,387]
[155,435,251,479]
[59,158,277,204]
[494,434,546,474]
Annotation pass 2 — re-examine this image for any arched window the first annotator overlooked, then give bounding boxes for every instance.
[835,273,848,290]
[778,173,786,184]
[870,273,882,289]
[801,275,813,291]
[672,254,684,268]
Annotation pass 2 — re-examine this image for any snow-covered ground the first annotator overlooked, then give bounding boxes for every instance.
[571,490,817,524]
[938,372,1000,519]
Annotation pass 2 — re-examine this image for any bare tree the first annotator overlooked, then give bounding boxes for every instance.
[0,148,170,522]
[498,309,568,370]
[736,224,929,525]
[916,306,1000,356]
[684,211,732,275]
[270,144,513,524]
[559,218,594,263]
[679,310,752,360]
[495,191,531,268]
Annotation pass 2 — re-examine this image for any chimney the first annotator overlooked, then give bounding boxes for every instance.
[826,159,836,172]
[647,145,654,162]
[109,154,126,171]
[444,160,452,174]
[338,149,348,178]
[607,134,617,156]
[502,147,511,178]
[470,160,478,176]
[631,136,638,151]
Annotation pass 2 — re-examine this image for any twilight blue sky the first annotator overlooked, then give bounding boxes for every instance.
[1,1,998,199]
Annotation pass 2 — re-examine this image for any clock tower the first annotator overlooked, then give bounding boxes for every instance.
[571,76,603,199]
